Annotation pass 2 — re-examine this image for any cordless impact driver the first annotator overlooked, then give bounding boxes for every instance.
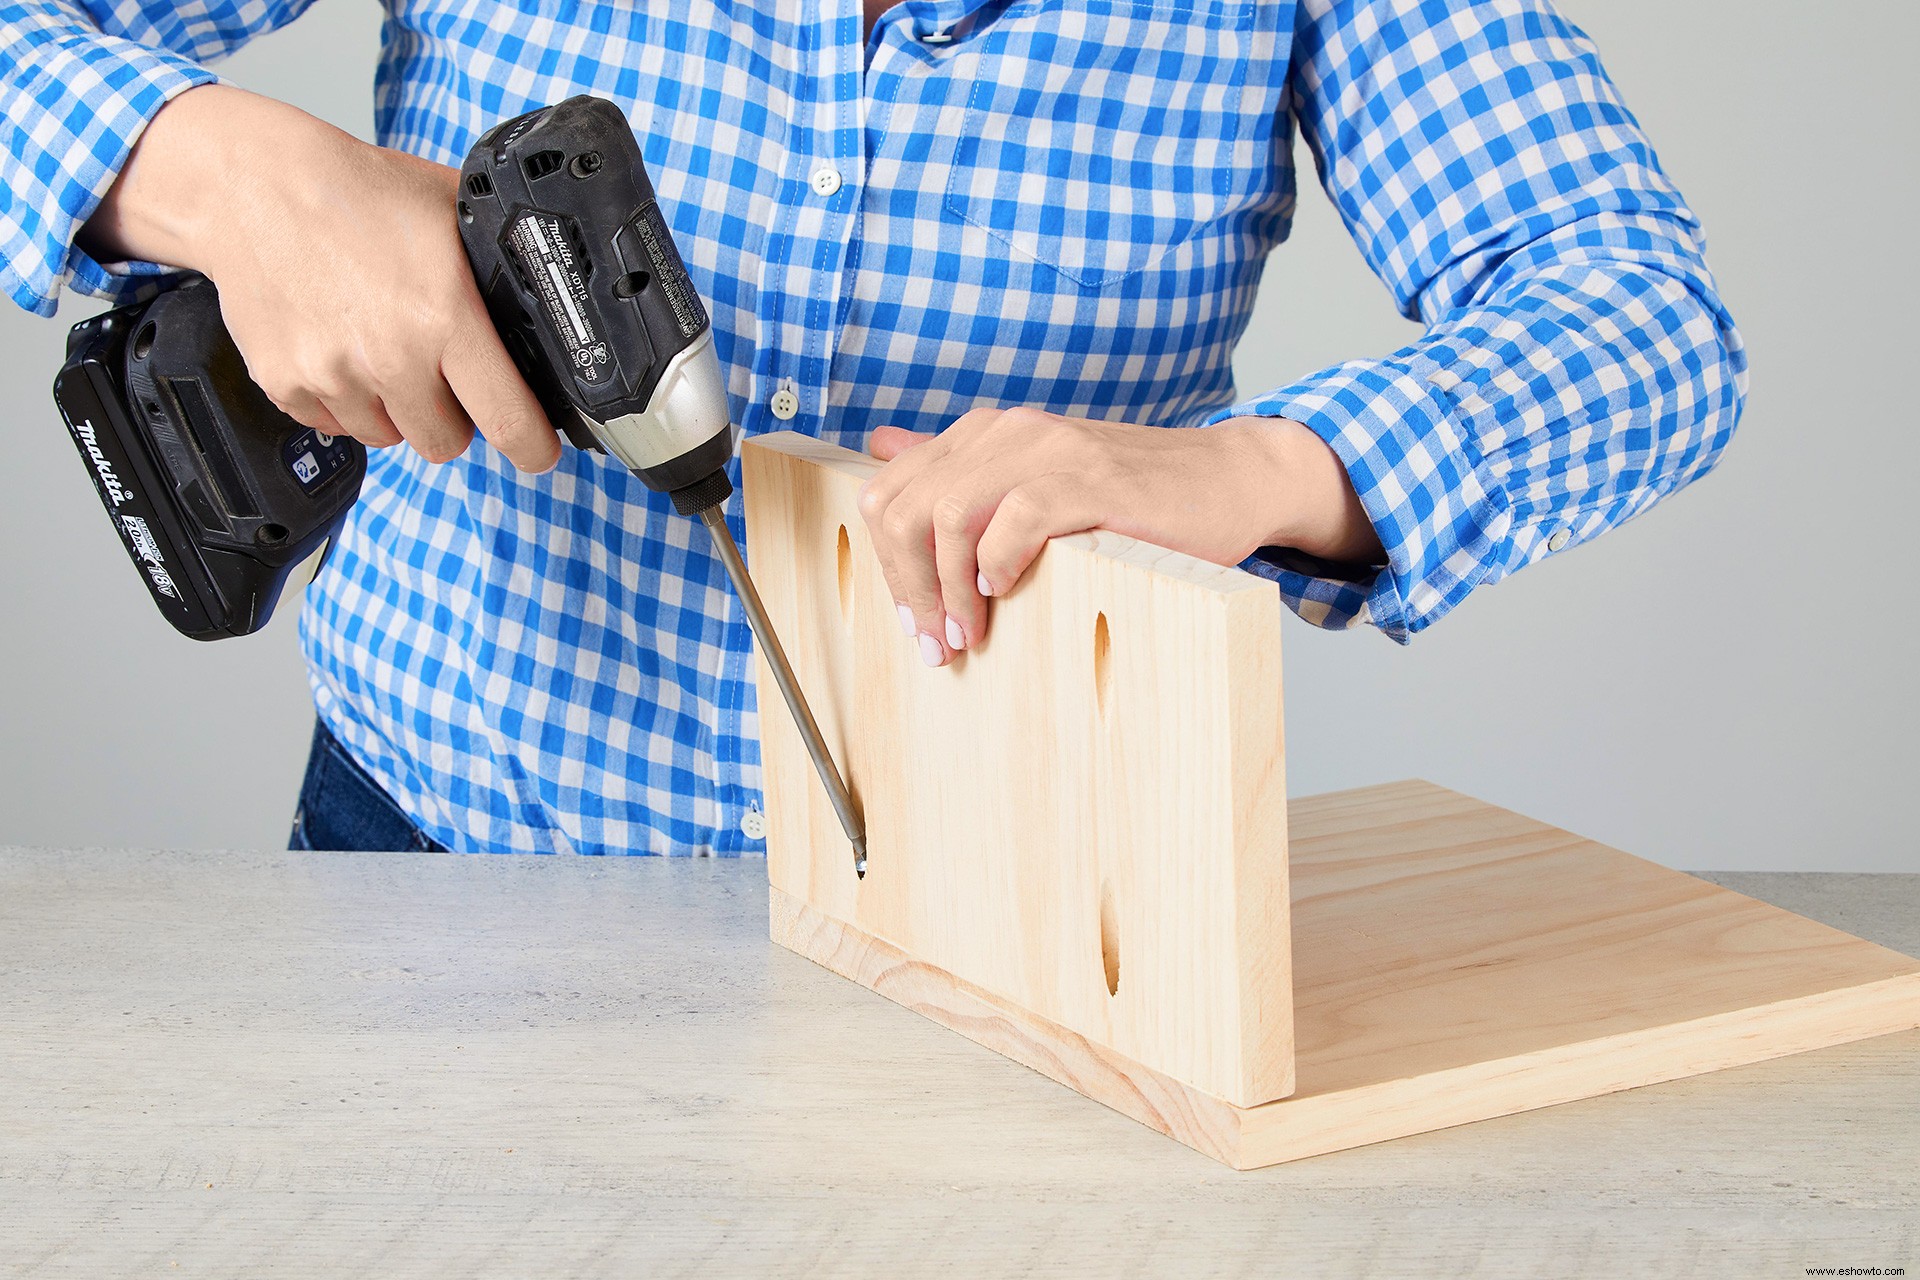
[53,95,867,870]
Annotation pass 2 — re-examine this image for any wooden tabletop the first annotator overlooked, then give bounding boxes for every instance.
[1,850,1914,1278]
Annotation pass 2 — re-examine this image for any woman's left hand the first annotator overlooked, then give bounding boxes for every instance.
[859,408,1382,667]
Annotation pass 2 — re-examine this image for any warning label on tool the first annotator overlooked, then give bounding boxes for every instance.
[507,212,611,385]
[634,202,707,340]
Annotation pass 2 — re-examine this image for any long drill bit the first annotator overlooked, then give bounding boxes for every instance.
[698,503,868,877]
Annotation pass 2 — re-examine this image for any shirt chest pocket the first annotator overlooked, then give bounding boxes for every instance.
[945,0,1262,290]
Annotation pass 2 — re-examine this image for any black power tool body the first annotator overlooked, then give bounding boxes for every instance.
[457,95,736,510]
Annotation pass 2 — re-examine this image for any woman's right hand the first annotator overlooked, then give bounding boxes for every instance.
[79,84,562,472]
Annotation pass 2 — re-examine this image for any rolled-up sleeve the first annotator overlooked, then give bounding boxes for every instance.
[1,0,313,316]
[1222,0,1748,641]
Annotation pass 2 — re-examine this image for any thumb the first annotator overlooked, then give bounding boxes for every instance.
[867,425,934,461]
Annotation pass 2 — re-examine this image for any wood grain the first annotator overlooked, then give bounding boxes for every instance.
[743,432,1294,1107]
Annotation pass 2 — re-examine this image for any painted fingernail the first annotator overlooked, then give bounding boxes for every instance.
[896,603,916,637]
[977,571,994,598]
[918,632,943,668]
[944,615,966,651]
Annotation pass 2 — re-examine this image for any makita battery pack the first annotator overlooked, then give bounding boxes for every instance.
[52,277,365,640]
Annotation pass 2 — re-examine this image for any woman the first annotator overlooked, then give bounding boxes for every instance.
[0,0,1745,853]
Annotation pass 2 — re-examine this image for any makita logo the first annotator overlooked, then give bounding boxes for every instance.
[75,418,132,506]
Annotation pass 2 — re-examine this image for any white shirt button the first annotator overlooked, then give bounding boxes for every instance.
[740,808,767,841]
[809,165,843,197]
[769,387,800,420]
[1547,528,1571,552]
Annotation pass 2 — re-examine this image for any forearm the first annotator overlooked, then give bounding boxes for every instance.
[1211,416,1382,567]
[77,84,349,274]
[1,0,331,315]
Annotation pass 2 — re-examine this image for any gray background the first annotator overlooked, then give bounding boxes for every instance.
[2,1,1911,870]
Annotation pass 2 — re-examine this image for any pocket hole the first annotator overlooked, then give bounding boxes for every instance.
[1099,878,1120,997]
[131,322,156,362]
[836,524,853,618]
[1093,610,1113,721]
[613,270,650,299]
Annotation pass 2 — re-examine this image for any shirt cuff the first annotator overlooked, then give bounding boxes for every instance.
[1,16,219,316]
[1210,354,1514,643]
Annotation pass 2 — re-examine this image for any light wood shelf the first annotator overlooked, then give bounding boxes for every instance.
[743,433,1920,1168]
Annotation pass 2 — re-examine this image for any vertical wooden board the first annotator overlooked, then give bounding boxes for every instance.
[743,433,1294,1106]
[1226,586,1293,1094]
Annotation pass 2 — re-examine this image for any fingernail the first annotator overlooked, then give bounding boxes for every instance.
[944,615,966,651]
[896,603,916,637]
[918,632,943,668]
[977,571,994,598]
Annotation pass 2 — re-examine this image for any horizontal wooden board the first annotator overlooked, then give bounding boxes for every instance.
[774,781,1920,1168]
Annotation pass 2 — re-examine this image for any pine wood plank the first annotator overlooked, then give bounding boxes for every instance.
[771,782,1920,1169]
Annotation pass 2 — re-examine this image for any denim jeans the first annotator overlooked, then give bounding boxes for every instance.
[288,720,446,853]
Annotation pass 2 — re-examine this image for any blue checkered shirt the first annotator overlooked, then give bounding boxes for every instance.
[3,0,1746,854]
